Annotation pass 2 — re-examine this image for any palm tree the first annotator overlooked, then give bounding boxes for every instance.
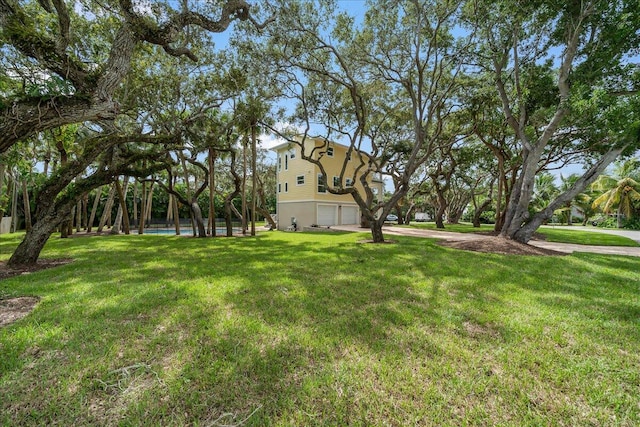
[591,158,640,228]
[555,173,579,225]
[531,172,559,211]
[573,189,598,226]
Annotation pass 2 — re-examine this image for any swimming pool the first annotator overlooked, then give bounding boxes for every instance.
[134,227,241,235]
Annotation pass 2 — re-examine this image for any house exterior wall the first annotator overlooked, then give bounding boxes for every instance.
[273,137,385,230]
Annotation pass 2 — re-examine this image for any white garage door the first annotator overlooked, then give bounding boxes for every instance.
[341,206,358,225]
[317,205,337,226]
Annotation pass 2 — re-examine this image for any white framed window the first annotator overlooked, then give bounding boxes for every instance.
[285,182,289,192]
[346,178,354,187]
[278,156,282,171]
[289,149,296,159]
[317,174,326,193]
[333,176,340,187]
[296,175,305,185]
[327,146,334,157]
[285,154,288,170]
[278,183,281,193]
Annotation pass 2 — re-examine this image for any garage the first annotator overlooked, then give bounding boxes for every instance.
[341,206,359,225]
[317,205,337,226]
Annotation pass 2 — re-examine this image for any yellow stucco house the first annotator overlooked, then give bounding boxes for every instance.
[272,136,385,230]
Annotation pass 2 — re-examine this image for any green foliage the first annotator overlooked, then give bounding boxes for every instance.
[622,217,640,230]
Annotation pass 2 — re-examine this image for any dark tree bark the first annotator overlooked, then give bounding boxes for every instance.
[155,157,210,238]
[223,152,242,237]
[8,152,169,267]
[509,148,624,243]
[6,132,174,267]
[0,0,266,154]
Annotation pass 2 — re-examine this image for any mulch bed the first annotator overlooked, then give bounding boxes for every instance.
[437,236,565,256]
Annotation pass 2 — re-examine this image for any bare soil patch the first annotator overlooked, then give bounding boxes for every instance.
[0,258,73,281]
[437,236,565,256]
[0,296,40,328]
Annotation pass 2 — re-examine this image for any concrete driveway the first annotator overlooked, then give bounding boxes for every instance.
[331,225,640,257]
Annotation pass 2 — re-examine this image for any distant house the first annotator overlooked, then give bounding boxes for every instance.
[272,137,385,230]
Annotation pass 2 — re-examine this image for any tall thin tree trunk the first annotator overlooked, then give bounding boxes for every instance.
[87,187,102,232]
[21,179,32,232]
[145,182,154,225]
[82,193,89,230]
[191,202,207,237]
[0,164,5,218]
[241,136,247,235]
[250,126,257,236]
[138,179,146,234]
[133,181,138,227]
[166,193,173,225]
[98,183,117,232]
[224,199,234,237]
[208,148,216,236]
[11,175,18,232]
[67,207,75,236]
[172,193,181,235]
[76,199,82,233]
[111,177,130,234]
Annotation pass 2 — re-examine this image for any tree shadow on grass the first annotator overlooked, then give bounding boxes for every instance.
[2,232,640,425]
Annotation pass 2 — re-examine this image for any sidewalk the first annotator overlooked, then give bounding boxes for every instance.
[331,225,640,257]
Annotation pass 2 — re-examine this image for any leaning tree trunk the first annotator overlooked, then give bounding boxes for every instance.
[191,201,207,238]
[256,205,276,229]
[404,203,415,225]
[472,198,492,228]
[509,147,624,243]
[224,198,235,237]
[8,204,71,267]
[110,177,130,234]
[98,183,117,232]
[87,187,102,232]
[21,179,32,232]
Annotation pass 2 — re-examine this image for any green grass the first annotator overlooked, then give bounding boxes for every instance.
[407,222,640,246]
[1,231,639,426]
[537,226,640,246]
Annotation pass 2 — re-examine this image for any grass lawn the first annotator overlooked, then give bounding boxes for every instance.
[1,231,639,426]
[407,222,640,247]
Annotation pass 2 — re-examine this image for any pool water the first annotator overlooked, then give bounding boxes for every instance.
[134,227,240,235]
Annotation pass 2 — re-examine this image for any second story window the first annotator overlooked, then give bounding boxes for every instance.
[297,175,305,185]
[285,154,288,170]
[278,183,281,193]
[327,146,334,157]
[278,156,282,172]
[333,176,340,187]
[317,174,326,193]
[289,149,296,159]
[346,178,354,187]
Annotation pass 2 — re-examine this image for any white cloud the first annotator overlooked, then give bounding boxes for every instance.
[258,122,305,150]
